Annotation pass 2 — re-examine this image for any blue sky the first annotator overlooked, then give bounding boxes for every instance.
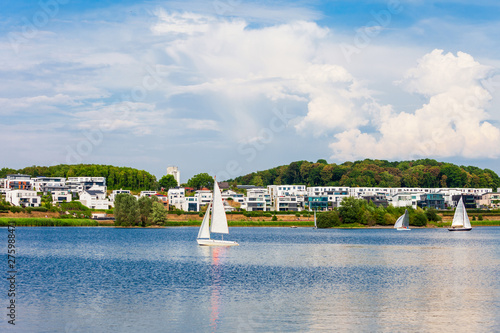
[1,0,500,182]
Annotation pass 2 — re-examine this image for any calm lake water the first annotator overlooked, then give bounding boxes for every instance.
[1,227,499,332]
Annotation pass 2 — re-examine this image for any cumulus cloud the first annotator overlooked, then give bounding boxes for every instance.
[329,50,500,160]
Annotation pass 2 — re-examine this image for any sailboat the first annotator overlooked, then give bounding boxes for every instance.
[448,197,472,231]
[313,209,317,229]
[394,209,410,230]
[197,178,239,246]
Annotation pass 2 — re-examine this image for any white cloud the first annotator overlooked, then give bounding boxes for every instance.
[330,50,500,160]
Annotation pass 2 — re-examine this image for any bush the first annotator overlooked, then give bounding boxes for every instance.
[412,212,428,227]
[31,207,48,212]
[199,212,203,217]
[264,213,272,217]
[317,211,341,228]
[425,208,441,222]
[478,214,483,221]
[295,213,300,217]
[9,206,24,213]
[272,215,277,221]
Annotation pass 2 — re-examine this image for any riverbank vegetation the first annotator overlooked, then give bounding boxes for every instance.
[316,197,441,228]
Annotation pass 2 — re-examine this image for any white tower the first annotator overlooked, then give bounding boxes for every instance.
[167,166,180,186]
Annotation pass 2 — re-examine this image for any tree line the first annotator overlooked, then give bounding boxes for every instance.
[316,197,440,228]
[232,159,500,190]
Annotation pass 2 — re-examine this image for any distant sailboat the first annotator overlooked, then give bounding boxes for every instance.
[197,178,239,246]
[313,209,317,229]
[448,197,472,231]
[394,209,410,230]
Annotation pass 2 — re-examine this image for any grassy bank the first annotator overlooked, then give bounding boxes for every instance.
[0,218,98,227]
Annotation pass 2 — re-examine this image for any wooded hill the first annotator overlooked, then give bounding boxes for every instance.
[232,159,500,190]
[0,164,158,191]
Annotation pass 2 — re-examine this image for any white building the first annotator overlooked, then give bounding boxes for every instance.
[168,188,185,210]
[6,190,41,207]
[32,177,66,192]
[3,174,33,191]
[167,166,180,186]
[140,191,157,197]
[195,190,213,206]
[79,190,110,210]
[51,190,72,203]
[66,177,107,193]
[183,196,199,212]
[389,193,423,209]
[307,186,350,207]
[109,189,131,202]
[245,188,270,211]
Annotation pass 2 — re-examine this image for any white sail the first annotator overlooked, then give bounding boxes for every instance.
[197,202,211,239]
[451,197,465,227]
[394,209,409,229]
[210,180,229,234]
[462,200,471,229]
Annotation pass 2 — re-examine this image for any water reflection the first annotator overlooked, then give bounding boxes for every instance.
[2,227,499,332]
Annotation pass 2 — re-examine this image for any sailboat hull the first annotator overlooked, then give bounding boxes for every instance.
[396,227,411,231]
[448,227,472,231]
[197,239,239,246]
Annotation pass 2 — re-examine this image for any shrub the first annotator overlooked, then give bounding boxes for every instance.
[478,214,483,221]
[264,213,272,217]
[295,213,300,217]
[272,215,277,221]
[472,215,476,221]
[9,206,24,213]
[317,211,341,228]
[199,212,203,217]
[425,208,440,222]
[412,212,428,227]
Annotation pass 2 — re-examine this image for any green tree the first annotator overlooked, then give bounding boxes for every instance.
[251,175,264,187]
[114,194,139,226]
[187,173,214,189]
[316,210,341,228]
[151,201,167,225]
[159,174,178,191]
[138,196,153,226]
[338,197,364,224]
[412,212,428,226]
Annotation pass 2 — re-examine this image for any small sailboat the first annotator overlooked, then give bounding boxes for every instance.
[197,178,239,246]
[394,209,410,230]
[448,197,472,231]
[313,209,317,229]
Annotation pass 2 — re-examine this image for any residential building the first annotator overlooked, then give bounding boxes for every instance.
[109,189,131,202]
[6,190,41,207]
[4,174,33,191]
[307,196,329,211]
[66,177,107,193]
[51,190,72,203]
[32,177,66,192]
[168,187,185,210]
[195,189,213,206]
[477,192,500,209]
[275,195,304,211]
[390,193,423,209]
[183,197,199,212]
[417,193,445,210]
[451,194,478,209]
[79,190,110,210]
[245,188,270,211]
[361,194,389,208]
[140,191,157,197]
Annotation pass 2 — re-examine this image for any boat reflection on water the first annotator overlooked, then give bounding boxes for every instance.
[198,246,228,332]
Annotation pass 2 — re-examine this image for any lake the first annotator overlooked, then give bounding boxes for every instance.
[1,226,499,332]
